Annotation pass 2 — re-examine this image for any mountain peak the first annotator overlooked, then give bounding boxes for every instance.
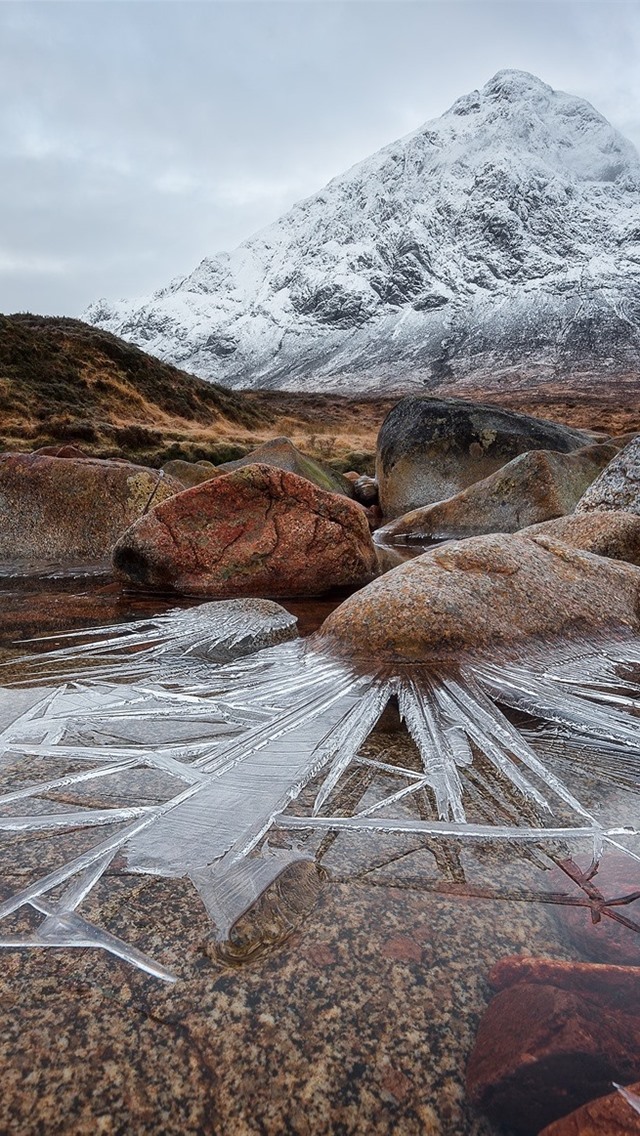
[86,73,640,395]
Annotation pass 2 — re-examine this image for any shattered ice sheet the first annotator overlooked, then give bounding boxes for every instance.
[1,602,640,981]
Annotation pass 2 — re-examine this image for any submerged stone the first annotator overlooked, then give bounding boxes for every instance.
[467,957,640,1135]
[113,463,378,597]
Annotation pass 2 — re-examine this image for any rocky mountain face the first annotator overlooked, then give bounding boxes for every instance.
[86,70,640,394]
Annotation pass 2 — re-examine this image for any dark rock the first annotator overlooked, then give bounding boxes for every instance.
[522,511,640,566]
[466,958,640,1135]
[352,475,379,506]
[216,437,355,497]
[376,397,594,518]
[317,532,640,664]
[576,435,640,515]
[113,463,378,597]
[377,443,617,541]
[0,453,181,561]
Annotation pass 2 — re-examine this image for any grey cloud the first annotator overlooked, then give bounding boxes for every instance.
[1,0,639,316]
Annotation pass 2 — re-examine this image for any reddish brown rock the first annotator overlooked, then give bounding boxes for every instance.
[377,444,618,542]
[521,511,640,566]
[0,453,181,561]
[113,463,378,597]
[466,965,640,1135]
[488,956,640,1003]
[317,532,640,664]
[539,1081,640,1135]
[545,855,640,966]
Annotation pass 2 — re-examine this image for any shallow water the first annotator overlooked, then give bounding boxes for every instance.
[1,560,639,1136]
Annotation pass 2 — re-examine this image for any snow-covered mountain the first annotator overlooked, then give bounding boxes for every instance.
[85,70,640,393]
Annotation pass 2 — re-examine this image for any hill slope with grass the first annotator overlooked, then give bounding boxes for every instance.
[0,313,269,463]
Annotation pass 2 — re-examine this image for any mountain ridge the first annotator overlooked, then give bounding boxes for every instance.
[86,70,640,393]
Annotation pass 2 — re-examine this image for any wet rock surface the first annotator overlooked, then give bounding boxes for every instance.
[318,532,640,663]
[378,444,617,541]
[376,397,594,519]
[576,434,640,515]
[467,957,640,1135]
[521,510,640,565]
[548,855,640,966]
[113,463,378,597]
[0,453,181,561]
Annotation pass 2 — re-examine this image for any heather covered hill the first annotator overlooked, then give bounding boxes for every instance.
[0,313,269,461]
[0,314,391,470]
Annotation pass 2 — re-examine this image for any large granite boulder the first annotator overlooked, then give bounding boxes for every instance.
[0,453,180,561]
[113,463,378,597]
[539,1080,640,1135]
[376,397,594,519]
[317,532,640,664]
[522,511,640,566]
[576,434,640,515]
[466,957,640,1135]
[216,437,355,497]
[377,443,617,542]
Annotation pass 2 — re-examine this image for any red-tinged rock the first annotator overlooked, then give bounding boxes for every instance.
[0,453,181,561]
[488,956,640,1005]
[466,979,640,1134]
[546,855,640,966]
[113,463,379,597]
[539,1080,640,1135]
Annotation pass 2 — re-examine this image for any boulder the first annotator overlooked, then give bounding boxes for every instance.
[162,459,222,488]
[539,1081,640,1135]
[377,444,617,542]
[0,453,181,561]
[521,511,640,566]
[216,437,355,497]
[317,532,640,664]
[576,435,640,515]
[113,463,378,597]
[376,397,594,519]
[466,957,640,1135]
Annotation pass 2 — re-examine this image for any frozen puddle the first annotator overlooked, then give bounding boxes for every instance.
[0,599,639,981]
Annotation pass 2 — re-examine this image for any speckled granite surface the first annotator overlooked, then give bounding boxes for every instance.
[0,791,582,1136]
[0,574,613,1136]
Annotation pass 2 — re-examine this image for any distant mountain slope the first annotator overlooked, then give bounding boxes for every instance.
[86,70,640,394]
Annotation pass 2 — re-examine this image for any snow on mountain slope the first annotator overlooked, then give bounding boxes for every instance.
[85,70,640,393]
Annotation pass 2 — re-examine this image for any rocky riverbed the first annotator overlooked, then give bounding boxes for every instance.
[1,395,640,1135]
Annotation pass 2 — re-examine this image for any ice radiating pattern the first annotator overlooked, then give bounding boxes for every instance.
[1,601,640,980]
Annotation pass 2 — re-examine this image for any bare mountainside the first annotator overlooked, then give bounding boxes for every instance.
[86,70,640,395]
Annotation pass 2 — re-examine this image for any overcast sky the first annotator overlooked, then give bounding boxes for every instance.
[1,0,640,318]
